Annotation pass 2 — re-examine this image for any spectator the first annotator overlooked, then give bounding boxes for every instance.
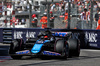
[80,8,87,29]
[49,11,55,28]
[15,19,19,25]
[40,13,47,29]
[58,1,62,12]
[78,6,82,14]
[86,7,90,23]
[62,10,68,28]
[96,12,100,29]
[23,0,27,5]
[80,8,87,21]
[21,18,25,25]
[50,4,55,11]
[97,1,100,9]
[63,10,68,22]
[32,14,38,28]
[94,9,99,27]
[61,3,65,12]
[64,1,68,10]
[81,2,85,8]
[93,1,98,9]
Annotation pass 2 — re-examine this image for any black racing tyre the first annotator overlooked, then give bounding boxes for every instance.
[74,40,80,57]
[68,38,80,57]
[9,40,19,54]
[9,39,24,59]
[56,40,68,59]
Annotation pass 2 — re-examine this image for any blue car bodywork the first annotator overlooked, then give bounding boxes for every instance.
[31,32,68,54]
[9,30,80,59]
[15,32,69,56]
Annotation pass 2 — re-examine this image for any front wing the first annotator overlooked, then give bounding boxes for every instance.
[14,50,61,56]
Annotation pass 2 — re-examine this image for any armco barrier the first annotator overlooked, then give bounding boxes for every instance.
[0,45,10,56]
[0,28,100,49]
[3,28,12,44]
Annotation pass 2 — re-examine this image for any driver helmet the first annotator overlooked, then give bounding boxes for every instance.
[44,36,48,38]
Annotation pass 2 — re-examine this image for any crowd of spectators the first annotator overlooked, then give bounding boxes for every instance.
[1,0,100,29]
[15,0,29,11]
[13,0,100,29]
[48,0,100,29]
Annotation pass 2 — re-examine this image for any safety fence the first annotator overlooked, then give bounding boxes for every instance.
[0,0,99,29]
[0,28,100,49]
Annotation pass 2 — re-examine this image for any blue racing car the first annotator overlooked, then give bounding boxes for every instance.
[9,30,80,59]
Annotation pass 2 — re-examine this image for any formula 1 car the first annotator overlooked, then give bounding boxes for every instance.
[9,30,80,59]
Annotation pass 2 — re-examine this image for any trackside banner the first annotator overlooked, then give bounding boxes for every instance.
[1,28,100,48]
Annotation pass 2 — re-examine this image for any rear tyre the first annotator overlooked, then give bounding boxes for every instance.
[56,40,68,59]
[74,40,80,57]
[68,38,80,57]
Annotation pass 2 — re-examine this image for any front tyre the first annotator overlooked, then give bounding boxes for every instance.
[9,40,19,54]
[9,39,24,59]
[56,40,68,59]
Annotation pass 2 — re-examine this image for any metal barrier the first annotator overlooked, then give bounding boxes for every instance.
[3,28,12,44]
[0,28,100,49]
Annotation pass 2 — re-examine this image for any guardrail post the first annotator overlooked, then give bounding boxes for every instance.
[29,3,32,28]
[47,4,50,28]
[68,0,71,29]
[90,0,93,29]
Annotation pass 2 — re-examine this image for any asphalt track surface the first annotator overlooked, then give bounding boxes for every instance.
[0,49,100,66]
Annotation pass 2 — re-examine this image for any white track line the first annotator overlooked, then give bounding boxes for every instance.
[81,49,100,52]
